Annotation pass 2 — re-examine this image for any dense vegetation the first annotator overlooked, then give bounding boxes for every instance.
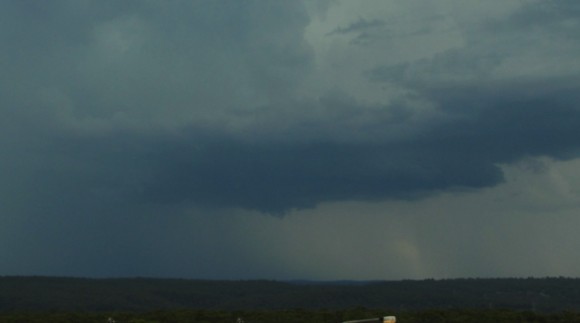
[2,308,580,323]
[2,277,580,322]
[2,277,580,313]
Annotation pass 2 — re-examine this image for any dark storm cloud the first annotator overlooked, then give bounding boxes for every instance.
[17,77,579,215]
[325,17,389,45]
[2,0,580,280]
[326,17,386,36]
[2,0,580,217]
[136,79,580,214]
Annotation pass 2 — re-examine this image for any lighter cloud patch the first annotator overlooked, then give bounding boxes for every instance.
[497,157,580,211]
[392,240,425,277]
[254,157,580,279]
[302,0,465,118]
[253,205,429,280]
[92,15,147,61]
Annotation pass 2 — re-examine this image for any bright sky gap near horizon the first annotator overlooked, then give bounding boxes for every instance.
[2,0,580,280]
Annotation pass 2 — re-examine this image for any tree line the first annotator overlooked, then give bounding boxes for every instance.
[2,308,580,323]
[1,276,580,313]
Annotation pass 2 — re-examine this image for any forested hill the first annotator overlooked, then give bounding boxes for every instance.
[1,277,579,312]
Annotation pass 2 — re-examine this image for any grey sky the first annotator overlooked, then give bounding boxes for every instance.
[1,0,580,280]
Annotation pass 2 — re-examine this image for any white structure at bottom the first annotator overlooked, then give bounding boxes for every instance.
[342,316,396,323]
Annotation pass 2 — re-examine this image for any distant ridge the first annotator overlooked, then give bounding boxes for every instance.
[1,276,579,312]
[284,280,379,286]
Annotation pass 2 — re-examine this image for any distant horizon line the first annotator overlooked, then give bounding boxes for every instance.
[1,275,577,283]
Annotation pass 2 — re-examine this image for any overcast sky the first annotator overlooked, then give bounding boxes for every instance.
[2,0,580,280]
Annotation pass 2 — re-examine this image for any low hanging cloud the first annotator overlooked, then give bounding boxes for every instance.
[117,83,580,214]
[10,80,580,215]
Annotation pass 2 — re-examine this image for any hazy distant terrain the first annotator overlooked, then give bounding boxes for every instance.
[1,277,579,313]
